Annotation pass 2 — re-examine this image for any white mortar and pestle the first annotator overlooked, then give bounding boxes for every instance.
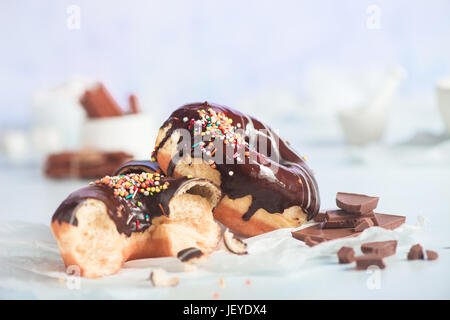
[337,67,406,146]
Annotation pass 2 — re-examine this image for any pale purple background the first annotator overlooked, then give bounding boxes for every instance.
[1,0,450,137]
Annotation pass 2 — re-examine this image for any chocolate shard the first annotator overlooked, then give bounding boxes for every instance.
[425,250,439,261]
[355,254,386,270]
[292,213,406,243]
[352,218,374,232]
[337,246,355,264]
[407,244,424,260]
[336,192,379,215]
[361,240,397,257]
[313,211,327,222]
[177,247,204,263]
[322,210,377,229]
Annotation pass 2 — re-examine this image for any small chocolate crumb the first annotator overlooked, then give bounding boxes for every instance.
[425,250,438,261]
[407,244,424,260]
[355,254,386,270]
[337,246,355,264]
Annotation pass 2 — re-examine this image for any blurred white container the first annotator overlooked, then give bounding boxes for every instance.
[81,113,157,159]
[436,77,450,134]
[338,67,405,146]
[31,77,93,157]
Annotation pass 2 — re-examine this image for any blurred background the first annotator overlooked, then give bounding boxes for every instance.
[1,1,450,226]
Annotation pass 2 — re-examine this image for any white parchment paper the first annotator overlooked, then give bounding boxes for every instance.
[0,218,425,299]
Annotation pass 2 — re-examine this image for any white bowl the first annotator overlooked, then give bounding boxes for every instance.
[81,113,157,159]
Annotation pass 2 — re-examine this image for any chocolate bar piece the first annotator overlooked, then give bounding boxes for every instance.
[292,213,406,243]
[352,218,374,232]
[313,211,327,222]
[425,250,438,261]
[322,210,379,228]
[355,254,386,270]
[129,94,140,114]
[304,236,321,247]
[44,151,133,179]
[361,240,397,257]
[407,244,424,260]
[80,83,123,118]
[337,247,355,264]
[336,192,379,215]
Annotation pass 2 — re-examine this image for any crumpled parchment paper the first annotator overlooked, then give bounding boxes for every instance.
[0,217,425,299]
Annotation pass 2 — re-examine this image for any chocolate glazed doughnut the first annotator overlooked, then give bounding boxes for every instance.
[152,102,320,237]
[51,165,221,278]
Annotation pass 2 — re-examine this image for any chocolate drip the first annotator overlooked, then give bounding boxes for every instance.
[52,176,190,237]
[154,102,320,221]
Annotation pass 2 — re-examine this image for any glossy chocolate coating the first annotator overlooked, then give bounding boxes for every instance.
[114,160,160,175]
[153,102,320,221]
[52,176,193,237]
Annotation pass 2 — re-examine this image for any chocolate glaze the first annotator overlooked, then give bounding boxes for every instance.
[52,176,204,237]
[153,102,320,221]
[114,160,160,175]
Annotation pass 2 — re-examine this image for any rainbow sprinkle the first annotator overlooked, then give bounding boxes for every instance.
[93,172,170,199]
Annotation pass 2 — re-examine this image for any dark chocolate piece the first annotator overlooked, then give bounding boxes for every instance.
[361,240,397,257]
[336,192,379,215]
[337,246,355,264]
[322,210,378,229]
[292,213,406,243]
[177,247,204,262]
[425,250,438,261]
[355,254,386,270]
[407,244,424,260]
[152,102,320,222]
[313,211,327,222]
[352,218,374,232]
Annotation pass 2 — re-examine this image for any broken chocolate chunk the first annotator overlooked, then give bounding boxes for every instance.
[292,213,405,243]
[361,240,397,257]
[352,218,374,232]
[425,250,438,261]
[304,236,320,247]
[322,210,378,229]
[314,211,327,222]
[337,246,355,264]
[336,192,379,215]
[407,244,424,260]
[355,254,386,270]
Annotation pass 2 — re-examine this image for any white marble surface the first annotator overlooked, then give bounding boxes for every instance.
[0,144,449,299]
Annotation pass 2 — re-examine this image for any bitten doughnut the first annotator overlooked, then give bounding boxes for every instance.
[152,102,320,237]
[51,162,221,278]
